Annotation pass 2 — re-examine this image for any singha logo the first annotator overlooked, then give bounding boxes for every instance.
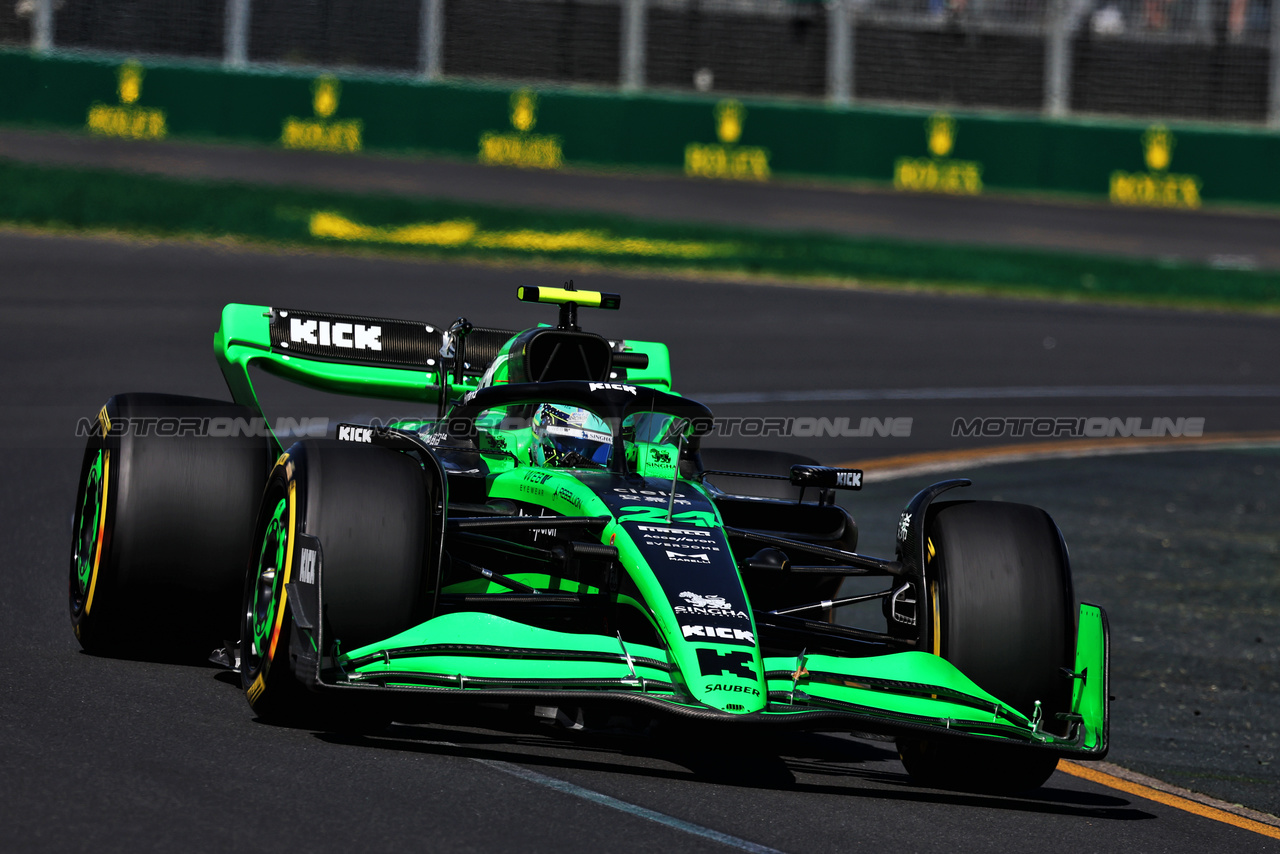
[680,591,731,609]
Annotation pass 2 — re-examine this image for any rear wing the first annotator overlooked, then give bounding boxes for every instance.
[213,303,673,413]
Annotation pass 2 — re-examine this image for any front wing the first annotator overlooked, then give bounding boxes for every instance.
[288,579,1108,756]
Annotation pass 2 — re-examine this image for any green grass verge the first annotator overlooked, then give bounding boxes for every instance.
[3,157,1279,309]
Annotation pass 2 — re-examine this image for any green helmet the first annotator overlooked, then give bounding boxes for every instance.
[530,404,612,469]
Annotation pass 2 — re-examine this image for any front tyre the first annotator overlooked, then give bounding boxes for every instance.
[240,440,428,729]
[897,500,1075,793]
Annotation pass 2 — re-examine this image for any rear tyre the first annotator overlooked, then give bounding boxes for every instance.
[69,394,273,658]
[240,439,428,730]
[897,500,1075,793]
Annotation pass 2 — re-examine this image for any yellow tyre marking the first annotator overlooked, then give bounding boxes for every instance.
[84,450,110,616]
[1059,761,1280,840]
[929,581,941,657]
[265,479,297,666]
[247,674,265,704]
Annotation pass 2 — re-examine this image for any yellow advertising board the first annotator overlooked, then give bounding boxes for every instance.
[684,100,771,181]
[893,114,982,195]
[1109,125,1201,209]
[86,62,167,140]
[281,77,363,153]
[478,90,563,169]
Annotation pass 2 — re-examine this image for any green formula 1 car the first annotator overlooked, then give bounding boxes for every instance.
[69,286,1107,792]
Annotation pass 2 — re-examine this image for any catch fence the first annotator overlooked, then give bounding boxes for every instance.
[3,0,1278,125]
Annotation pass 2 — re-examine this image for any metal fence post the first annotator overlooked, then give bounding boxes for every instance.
[224,0,250,68]
[420,0,445,81]
[1043,0,1071,117]
[1270,0,1280,128]
[620,0,647,91]
[827,0,852,105]
[31,0,53,53]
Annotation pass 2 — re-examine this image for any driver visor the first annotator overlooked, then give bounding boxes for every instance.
[544,424,612,466]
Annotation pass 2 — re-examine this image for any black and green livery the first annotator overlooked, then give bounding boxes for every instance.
[69,286,1108,792]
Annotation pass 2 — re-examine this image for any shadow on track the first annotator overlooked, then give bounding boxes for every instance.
[307,715,1154,823]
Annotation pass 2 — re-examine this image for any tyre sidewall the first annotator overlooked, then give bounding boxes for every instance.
[928,500,1075,725]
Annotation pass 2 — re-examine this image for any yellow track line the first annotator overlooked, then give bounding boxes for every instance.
[1059,761,1280,839]
[841,431,1280,481]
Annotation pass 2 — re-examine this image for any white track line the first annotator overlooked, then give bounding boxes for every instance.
[470,756,785,853]
[412,740,786,854]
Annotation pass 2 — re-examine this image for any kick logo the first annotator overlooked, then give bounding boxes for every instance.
[298,547,317,584]
[287,318,382,351]
[836,470,862,487]
[337,425,372,443]
[588,382,637,394]
[682,625,754,644]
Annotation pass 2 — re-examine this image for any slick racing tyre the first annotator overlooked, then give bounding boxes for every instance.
[69,394,273,658]
[240,439,428,729]
[897,501,1075,793]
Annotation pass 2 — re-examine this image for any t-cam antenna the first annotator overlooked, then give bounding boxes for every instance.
[517,282,621,330]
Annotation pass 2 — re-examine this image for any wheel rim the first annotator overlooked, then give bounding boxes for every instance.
[245,495,289,677]
[70,449,106,617]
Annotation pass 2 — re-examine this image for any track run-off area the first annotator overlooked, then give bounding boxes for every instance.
[2,228,1278,853]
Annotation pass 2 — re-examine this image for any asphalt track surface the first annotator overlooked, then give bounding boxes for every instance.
[3,126,1280,269]
[2,230,1279,852]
